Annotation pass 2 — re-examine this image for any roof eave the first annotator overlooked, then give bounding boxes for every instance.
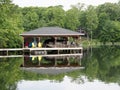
[20,34,84,37]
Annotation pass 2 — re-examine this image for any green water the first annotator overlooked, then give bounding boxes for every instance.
[0,45,120,90]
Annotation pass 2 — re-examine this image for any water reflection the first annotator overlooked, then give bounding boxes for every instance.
[0,57,22,90]
[0,46,120,90]
[21,54,84,75]
[82,46,120,84]
[17,76,120,90]
[22,55,83,67]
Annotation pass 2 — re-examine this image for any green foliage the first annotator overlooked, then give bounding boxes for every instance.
[0,1,120,48]
[0,57,22,90]
[96,2,120,44]
[21,6,65,30]
[23,10,39,31]
[97,3,120,21]
[65,7,80,30]
[82,5,98,40]
[44,6,65,27]
[0,1,23,48]
[82,46,120,83]
[85,6,98,32]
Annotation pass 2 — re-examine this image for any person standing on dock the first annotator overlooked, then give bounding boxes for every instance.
[33,38,37,47]
[25,42,29,48]
[38,42,42,48]
[32,42,35,48]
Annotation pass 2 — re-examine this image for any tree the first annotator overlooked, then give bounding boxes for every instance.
[43,6,65,27]
[97,3,120,21]
[96,12,109,43]
[22,10,39,31]
[79,5,98,41]
[0,0,23,48]
[85,6,98,41]
[65,7,80,30]
[34,7,47,27]
[112,21,120,42]
[96,2,120,44]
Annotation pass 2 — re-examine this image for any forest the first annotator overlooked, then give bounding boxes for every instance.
[0,0,120,48]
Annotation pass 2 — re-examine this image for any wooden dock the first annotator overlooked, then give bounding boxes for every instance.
[0,48,23,51]
[0,47,83,56]
[26,47,83,50]
[0,53,83,58]
[0,47,83,51]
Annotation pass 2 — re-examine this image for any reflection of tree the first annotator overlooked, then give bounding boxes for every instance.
[83,45,120,84]
[21,71,64,83]
[20,46,120,85]
[0,57,22,90]
[66,70,85,84]
[95,46,120,84]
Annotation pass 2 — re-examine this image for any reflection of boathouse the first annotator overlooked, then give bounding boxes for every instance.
[21,55,84,75]
[22,55,83,67]
[20,27,84,55]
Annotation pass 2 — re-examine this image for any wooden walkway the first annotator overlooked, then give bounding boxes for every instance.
[23,47,83,51]
[0,48,23,51]
[0,47,83,51]
[0,47,83,56]
[0,53,83,58]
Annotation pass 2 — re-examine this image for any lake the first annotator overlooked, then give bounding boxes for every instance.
[0,45,120,90]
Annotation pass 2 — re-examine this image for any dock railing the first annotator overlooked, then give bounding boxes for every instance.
[0,46,83,56]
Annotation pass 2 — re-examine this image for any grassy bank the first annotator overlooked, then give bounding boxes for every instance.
[81,38,120,48]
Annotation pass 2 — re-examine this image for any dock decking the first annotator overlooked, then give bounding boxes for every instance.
[0,53,83,58]
[0,47,83,56]
[0,47,83,51]
[0,48,23,51]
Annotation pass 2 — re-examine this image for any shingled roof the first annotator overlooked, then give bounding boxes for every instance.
[20,27,84,37]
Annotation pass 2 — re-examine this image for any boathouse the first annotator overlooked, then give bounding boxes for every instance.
[0,27,84,56]
[20,27,84,55]
[20,27,84,47]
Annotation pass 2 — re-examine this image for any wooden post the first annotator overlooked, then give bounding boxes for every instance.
[79,57,81,66]
[79,36,81,45]
[58,50,59,54]
[38,37,40,42]
[23,37,25,55]
[23,37,24,48]
[54,57,57,66]
[7,50,8,56]
[67,57,70,66]
[70,50,72,54]
[39,61,41,66]
[67,37,69,47]
[22,57,25,67]
[54,37,57,47]
[38,37,40,48]
[81,48,83,54]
